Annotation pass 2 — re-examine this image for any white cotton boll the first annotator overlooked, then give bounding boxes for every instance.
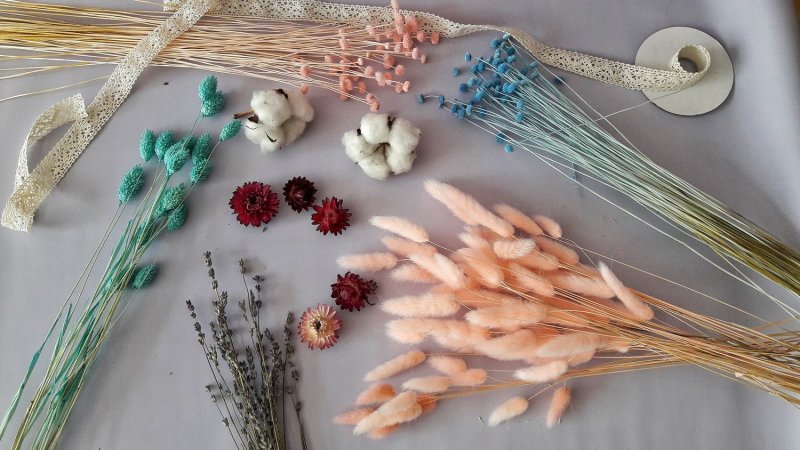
[283,117,307,145]
[258,126,286,153]
[343,130,379,162]
[286,89,315,122]
[251,89,292,128]
[360,113,392,144]
[244,121,265,146]
[387,117,421,155]
[358,151,392,180]
[385,144,417,175]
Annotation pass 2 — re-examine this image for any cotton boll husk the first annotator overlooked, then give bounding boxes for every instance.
[546,271,615,298]
[535,333,606,359]
[391,264,439,283]
[423,180,514,237]
[513,360,569,383]
[334,407,376,425]
[513,249,561,271]
[358,151,392,180]
[476,329,541,361]
[286,88,314,122]
[450,368,488,386]
[494,238,535,259]
[409,253,466,289]
[507,263,556,297]
[402,375,451,393]
[337,252,397,272]
[381,293,460,318]
[251,90,292,128]
[416,393,439,415]
[494,204,545,236]
[367,424,400,440]
[536,237,579,265]
[360,113,392,143]
[532,215,563,239]
[283,116,307,145]
[343,130,378,162]
[382,235,437,256]
[371,216,429,243]
[465,302,546,331]
[387,116,421,154]
[353,391,421,435]
[427,355,468,375]
[546,387,571,428]
[385,144,417,174]
[356,383,397,406]
[598,262,655,321]
[456,248,504,287]
[364,350,427,382]
[488,397,529,427]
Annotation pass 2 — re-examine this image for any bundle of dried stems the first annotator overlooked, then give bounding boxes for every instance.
[334,180,800,438]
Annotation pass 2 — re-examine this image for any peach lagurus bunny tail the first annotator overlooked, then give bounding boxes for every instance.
[409,253,466,289]
[334,407,375,425]
[337,252,398,271]
[364,350,427,382]
[487,396,530,426]
[427,355,468,375]
[424,180,514,237]
[450,368,488,386]
[356,383,396,406]
[493,238,536,259]
[493,204,544,236]
[380,293,461,318]
[533,214,563,238]
[391,264,439,283]
[598,262,654,321]
[381,235,437,257]
[402,375,452,393]
[353,391,422,435]
[546,387,572,428]
[514,360,569,383]
[370,216,430,243]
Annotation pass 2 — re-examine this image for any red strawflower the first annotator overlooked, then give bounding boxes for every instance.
[229,181,279,227]
[331,272,378,311]
[311,197,351,235]
[298,304,342,350]
[282,176,318,212]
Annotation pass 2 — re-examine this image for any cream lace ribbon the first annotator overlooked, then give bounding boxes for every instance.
[1,0,219,232]
[2,0,708,231]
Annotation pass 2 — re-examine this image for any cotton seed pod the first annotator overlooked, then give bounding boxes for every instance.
[343,130,378,162]
[387,117,421,155]
[283,117,307,146]
[251,89,292,128]
[360,113,392,143]
[344,113,421,179]
[286,89,315,122]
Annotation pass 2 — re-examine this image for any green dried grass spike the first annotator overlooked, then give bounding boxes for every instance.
[154,130,174,160]
[192,132,212,165]
[139,129,156,162]
[198,75,218,102]
[131,264,159,289]
[219,120,241,142]
[167,204,188,231]
[190,162,212,184]
[201,92,225,117]
[118,165,144,203]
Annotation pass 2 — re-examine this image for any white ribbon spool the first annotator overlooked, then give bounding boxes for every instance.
[636,27,734,116]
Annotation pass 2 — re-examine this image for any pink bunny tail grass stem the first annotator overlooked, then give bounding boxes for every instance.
[381,293,461,318]
[450,368,488,386]
[598,262,655,321]
[536,237,579,265]
[533,215,563,239]
[353,391,422,435]
[381,235,437,257]
[488,396,530,427]
[334,407,376,425]
[402,376,452,393]
[370,216,430,243]
[427,355,468,375]
[514,361,569,383]
[356,383,397,406]
[364,350,426,382]
[337,252,398,272]
[494,238,536,259]
[391,264,439,283]
[546,387,572,428]
[494,204,545,236]
[513,250,561,271]
[424,180,514,237]
[409,253,466,289]
[453,288,520,308]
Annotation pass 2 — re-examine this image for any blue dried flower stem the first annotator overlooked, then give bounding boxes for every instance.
[2,77,233,449]
[432,36,800,312]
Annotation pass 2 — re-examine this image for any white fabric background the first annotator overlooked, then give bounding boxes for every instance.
[1,1,799,449]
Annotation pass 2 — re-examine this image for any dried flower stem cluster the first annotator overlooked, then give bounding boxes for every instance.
[187,252,307,450]
[335,180,800,438]
[0,1,437,109]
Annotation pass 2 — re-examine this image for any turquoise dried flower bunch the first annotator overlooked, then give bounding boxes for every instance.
[0,75,241,449]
